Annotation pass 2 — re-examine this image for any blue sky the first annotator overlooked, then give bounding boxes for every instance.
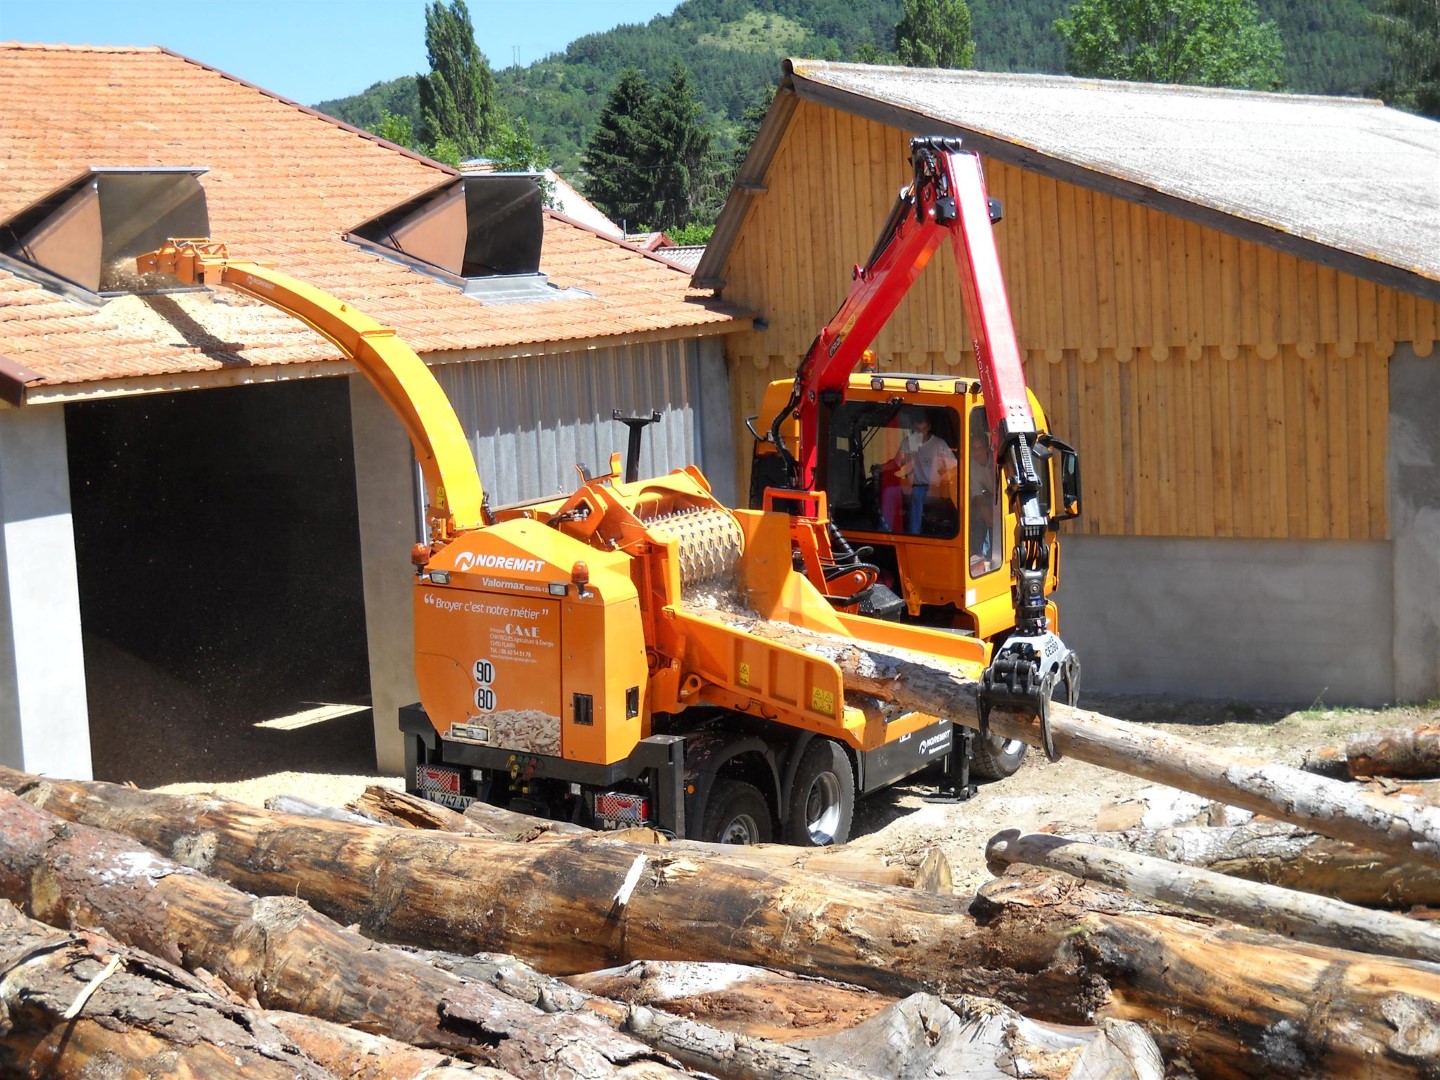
[1,0,681,106]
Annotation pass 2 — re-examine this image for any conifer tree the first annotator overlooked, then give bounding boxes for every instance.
[416,0,496,160]
[580,68,658,231]
[895,0,977,69]
[647,63,715,231]
[1370,0,1440,118]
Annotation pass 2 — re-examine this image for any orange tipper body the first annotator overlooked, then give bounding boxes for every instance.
[135,236,997,841]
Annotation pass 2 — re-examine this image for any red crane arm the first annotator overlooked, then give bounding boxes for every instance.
[778,137,1035,491]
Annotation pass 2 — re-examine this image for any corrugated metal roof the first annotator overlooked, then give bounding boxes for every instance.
[0,43,749,399]
[698,59,1440,300]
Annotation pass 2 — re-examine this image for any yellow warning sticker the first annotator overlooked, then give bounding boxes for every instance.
[810,686,835,716]
[738,661,751,688]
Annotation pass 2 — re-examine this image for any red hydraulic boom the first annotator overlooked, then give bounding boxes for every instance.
[762,136,1079,751]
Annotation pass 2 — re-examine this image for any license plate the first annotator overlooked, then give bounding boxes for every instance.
[423,789,475,812]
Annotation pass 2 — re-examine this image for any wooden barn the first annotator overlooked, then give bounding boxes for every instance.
[696,60,1440,706]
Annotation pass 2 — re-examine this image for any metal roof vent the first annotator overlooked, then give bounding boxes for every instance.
[0,168,209,301]
[346,174,590,304]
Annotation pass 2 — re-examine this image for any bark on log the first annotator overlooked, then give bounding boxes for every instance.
[1346,726,1440,779]
[350,785,503,834]
[349,784,921,887]
[563,960,890,1040]
[977,868,1440,1080]
[451,954,1161,1079]
[719,613,1440,863]
[0,901,333,1079]
[264,1012,518,1080]
[417,952,881,1080]
[1048,822,1440,910]
[0,789,685,1079]
[7,770,1440,1079]
[1093,785,1254,832]
[1300,744,1350,778]
[986,829,1440,963]
[266,794,378,824]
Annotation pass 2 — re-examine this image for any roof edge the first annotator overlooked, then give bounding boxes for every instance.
[0,354,47,406]
[787,57,1389,109]
[157,46,460,178]
[16,320,756,405]
[693,68,800,289]
[545,207,715,278]
[783,62,1439,303]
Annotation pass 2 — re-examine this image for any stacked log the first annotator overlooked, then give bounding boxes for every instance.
[3,633,1437,1077]
[5,769,1439,1078]
[1300,726,1440,780]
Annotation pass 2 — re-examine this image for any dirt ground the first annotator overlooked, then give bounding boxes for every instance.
[156,693,1440,897]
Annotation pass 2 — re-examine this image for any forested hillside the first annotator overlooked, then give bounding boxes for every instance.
[317,0,1389,178]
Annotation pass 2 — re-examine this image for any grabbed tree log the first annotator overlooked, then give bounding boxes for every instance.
[6,769,1440,1079]
[718,612,1440,864]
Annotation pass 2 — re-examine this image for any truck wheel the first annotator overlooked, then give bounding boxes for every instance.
[701,780,774,844]
[970,734,1027,779]
[784,739,854,846]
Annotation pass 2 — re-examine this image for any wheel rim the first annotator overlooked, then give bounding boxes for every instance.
[718,812,761,844]
[990,735,1025,758]
[803,772,843,844]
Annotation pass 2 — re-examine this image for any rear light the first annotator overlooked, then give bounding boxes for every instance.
[594,791,650,825]
[416,765,462,794]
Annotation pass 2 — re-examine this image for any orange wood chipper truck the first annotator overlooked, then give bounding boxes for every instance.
[136,228,1021,847]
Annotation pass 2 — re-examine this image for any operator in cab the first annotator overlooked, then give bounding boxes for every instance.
[893,410,956,535]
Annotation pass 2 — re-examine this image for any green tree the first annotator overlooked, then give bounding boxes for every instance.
[486,116,558,206]
[416,0,496,159]
[580,68,658,231]
[852,42,898,65]
[375,111,416,149]
[647,63,715,231]
[1369,0,1440,118]
[732,86,776,173]
[1054,0,1285,89]
[895,0,978,68]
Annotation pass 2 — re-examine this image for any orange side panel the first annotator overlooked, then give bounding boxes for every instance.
[414,588,565,756]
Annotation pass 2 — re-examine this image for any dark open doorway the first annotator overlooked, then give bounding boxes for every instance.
[66,376,374,787]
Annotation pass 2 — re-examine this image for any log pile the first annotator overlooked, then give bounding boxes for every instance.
[3,632,1439,1076]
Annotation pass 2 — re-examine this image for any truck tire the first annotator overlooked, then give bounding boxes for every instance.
[701,779,774,844]
[970,734,1027,779]
[784,739,854,846]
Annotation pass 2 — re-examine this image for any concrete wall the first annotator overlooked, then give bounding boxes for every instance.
[352,337,734,772]
[1059,535,1394,705]
[350,376,420,774]
[0,404,91,778]
[1390,343,1440,702]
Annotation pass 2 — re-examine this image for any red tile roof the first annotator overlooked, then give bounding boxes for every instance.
[0,44,747,395]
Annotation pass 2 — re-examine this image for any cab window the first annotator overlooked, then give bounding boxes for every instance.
[967,407,1003,577]
[824,402,961,539]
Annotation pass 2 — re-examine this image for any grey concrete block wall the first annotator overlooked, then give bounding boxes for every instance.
[1058,535,1394,705]
[1390,343,1440,703]
[0,404,92,778]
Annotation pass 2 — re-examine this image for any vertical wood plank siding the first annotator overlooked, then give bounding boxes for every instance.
[722,100,1439,539]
